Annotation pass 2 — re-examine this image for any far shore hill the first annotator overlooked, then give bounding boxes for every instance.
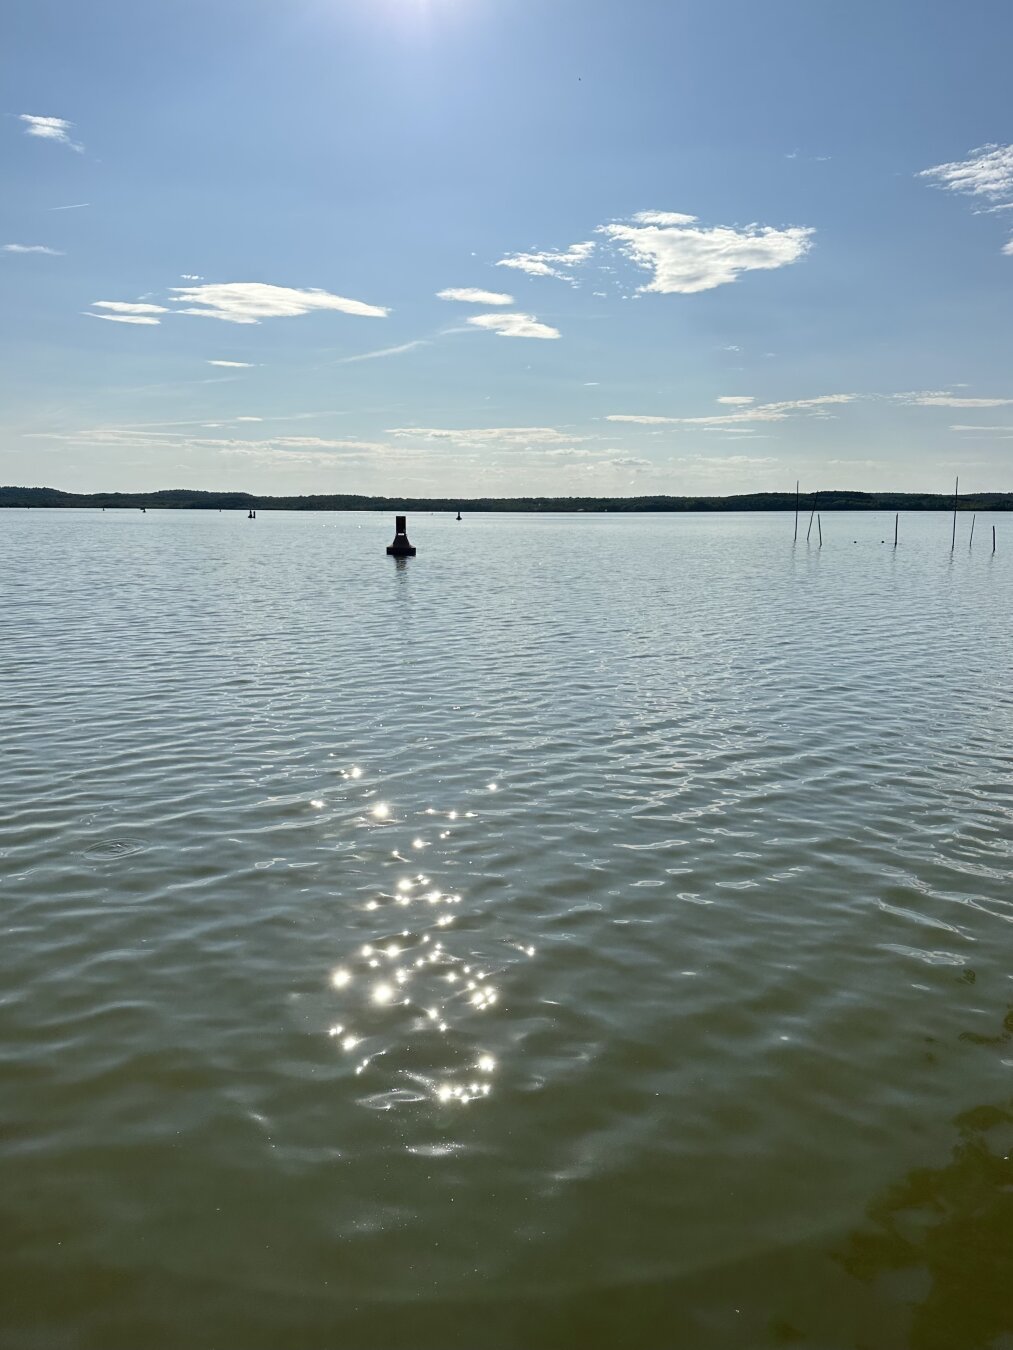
[3,486,1013,513]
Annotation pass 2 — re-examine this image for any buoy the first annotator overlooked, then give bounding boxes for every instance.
[386,515,416,557]
[456,510,462,521]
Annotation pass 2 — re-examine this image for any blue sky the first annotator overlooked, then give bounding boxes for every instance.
[3,0,1012,497]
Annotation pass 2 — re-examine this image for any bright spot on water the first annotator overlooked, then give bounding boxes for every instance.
[437,1084,452,1102]
[327,1024,344,1037]
[366,900,379,911]
[372,982,395,1005]
[412,838,426,849]
[478,1055,496,1073]
[371,802,391,820]
[361,944,374,957]
[349,766,363,779]
[448,811,458,821]
[310,799,325,809]
[331,968,352,989]
[341,1035,359,1052]
[397,879,413,893]
[385,943,400,959]
[487,783,498,792]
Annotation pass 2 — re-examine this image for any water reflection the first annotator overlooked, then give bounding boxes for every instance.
[324,786,533,1109]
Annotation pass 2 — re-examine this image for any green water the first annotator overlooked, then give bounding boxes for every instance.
[2,509,1012,1349]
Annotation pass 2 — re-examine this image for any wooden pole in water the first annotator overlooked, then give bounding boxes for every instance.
[817,513,822,548]
[894,512,899,548]
[806,491,818,542]
[794,480,799,542]
[969,513,976,549]
[951,476,959,551]
[993,525,997,554]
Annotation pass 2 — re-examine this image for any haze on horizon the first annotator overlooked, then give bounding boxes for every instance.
[2,0,1012,499]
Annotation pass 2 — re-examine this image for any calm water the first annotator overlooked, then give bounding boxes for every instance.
[3,509,1012,1350]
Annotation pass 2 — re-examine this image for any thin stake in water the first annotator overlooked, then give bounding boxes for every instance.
[807,491,818,542]
[994,525,997,554]
[969,513,976,549]
[818,513,822,548]
[794,480,800,543]
[894,513,899,548]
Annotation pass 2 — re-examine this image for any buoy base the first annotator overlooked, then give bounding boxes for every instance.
[386,543,416,556]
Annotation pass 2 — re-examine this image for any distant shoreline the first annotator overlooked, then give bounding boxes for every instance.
[3,486,1012,513]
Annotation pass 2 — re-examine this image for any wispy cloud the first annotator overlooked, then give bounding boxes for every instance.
[387,426,582,449]
[896,392,1013,408]
[92,301,168,315]
[608,394,852,427]
[2,243,63,255]
[919,144,1013,204]
[86,313,161,326]
[208,359,256,368]
[467,312,560,339]
[716,395,754,405]
[437,287,514,305]
[600,212,813,294]
[330,339,429,364]
[170,281,388,324]
[18,113,83,151]
[496,241,594,283]
[180,273,203,281]
[49,202,89,211]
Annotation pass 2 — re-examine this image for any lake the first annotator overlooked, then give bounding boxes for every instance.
[3,508,1012,1350]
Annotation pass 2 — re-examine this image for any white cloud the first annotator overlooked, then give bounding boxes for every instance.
[495,242,595,283]
[716,395,754,404]
[604,414,675,425]
[208,360,255,368]
[631,211,699,226]
[950,424,1013,432]
[600,214,813,294]
[49,202,89,211]
[3,243,63,255]
[331,339,428,363]
[674,454,779,468]
[1004,238,1013,256]
[467,312,560,339]
[388,426,581,448]
[91,301,168,315]
[897,393,1013,408]
[919,144,1013,202]
[18,114,82,151]
[607,394,853,427]
[86,313,161,325]
[180,273,203,281]
[437,287,514,305]
[170,281,388,324]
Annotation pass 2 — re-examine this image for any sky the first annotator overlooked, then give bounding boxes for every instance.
[2,0,1013,498]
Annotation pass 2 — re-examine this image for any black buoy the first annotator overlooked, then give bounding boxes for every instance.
[456,509,462,521]
[386,515,416,557]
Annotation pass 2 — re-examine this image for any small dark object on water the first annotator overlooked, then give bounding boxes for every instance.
[456,510,462,521]
[248,509,256,519]
[387,515,416,557]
